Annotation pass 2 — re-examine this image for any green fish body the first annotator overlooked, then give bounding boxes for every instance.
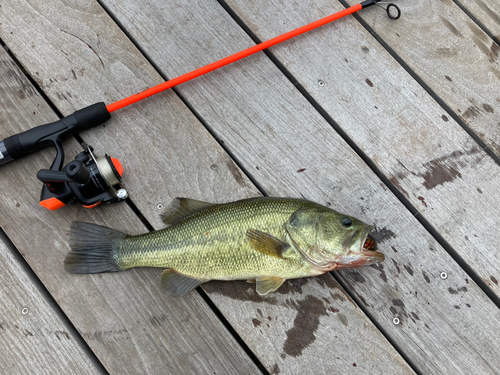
[65,197,384,296]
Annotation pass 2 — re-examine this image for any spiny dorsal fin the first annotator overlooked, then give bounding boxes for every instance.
[247,229,289,259]
[256,276,286,295]
[160,197,219,225]
[160,269,206,297]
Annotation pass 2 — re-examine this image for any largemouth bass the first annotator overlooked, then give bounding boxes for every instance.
[65,197,384,296]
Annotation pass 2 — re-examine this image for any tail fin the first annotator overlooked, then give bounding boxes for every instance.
[64,221,126,274]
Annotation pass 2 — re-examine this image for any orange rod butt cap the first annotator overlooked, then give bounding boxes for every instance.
[40,197,66,211]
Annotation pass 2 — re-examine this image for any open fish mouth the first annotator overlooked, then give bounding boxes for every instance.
[337,226,384,268]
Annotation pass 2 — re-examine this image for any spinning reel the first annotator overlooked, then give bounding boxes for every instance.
[37,145,127,210]
[0,103,127,210]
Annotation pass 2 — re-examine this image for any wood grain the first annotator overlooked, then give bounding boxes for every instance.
[456,0,500,39]
[345,0,500,154]
[0,1,415,374]
[0,231,102,375]
[100,0,500,373]
[0,19,260,375]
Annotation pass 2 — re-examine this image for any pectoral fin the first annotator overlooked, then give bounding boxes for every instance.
[256,276,286,295]
[161,198,219,225]
[161,269,205,297]
[247,229,289,259]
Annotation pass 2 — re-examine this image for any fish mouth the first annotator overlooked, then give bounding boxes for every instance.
[338,226,385,268]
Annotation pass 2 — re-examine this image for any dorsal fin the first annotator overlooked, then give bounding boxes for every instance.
[160,197,219,225]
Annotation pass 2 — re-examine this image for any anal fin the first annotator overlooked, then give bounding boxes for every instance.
[256,276,286,295]
[161,269,206,297]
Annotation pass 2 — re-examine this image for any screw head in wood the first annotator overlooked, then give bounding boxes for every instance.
[22,307,28,315]
[440,272,448,280]
[318,80,325,87]
[157,203,164,210]
[393,317,400,325]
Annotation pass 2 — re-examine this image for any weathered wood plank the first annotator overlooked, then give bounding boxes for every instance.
[0,231,102,375]
[344,0,500,154]
[100,0,500,373]
[0,17,261,375]
[456,0,500,39]
[0,2,415,375]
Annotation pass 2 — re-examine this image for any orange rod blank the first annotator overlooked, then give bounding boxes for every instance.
[106,3,363,113]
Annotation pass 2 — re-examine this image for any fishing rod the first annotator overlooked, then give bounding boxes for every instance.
[0,0,400,210]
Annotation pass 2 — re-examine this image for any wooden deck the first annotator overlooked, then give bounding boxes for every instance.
[1,0,499,373]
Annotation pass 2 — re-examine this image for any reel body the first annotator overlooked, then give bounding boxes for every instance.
[37,147,127,210]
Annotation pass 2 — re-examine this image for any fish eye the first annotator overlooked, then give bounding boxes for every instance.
[341,217,352,227]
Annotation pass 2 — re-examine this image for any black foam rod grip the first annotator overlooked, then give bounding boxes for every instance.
[1,102,110,164]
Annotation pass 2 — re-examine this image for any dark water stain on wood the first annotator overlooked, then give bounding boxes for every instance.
[421,157,462,189]
[420,147,482,190]
[282,295,328,357]
[349,270,366,283]
[422,271,431,284]
[491,276,499,285]
[389,176,409,198]
[404,264,414,276]
[204,280,279,305]
[225,160,247,187]
[270,363,281,374]
[483,103,494,113]
[392,259,401,274]
[371,263,387,283]
[252,318,261,327]
[418,196,428,207]
[462,106,480,120]
[448,287,458,294]
[330,292,345,302]
[393,299,405,307]
[337,313,348,327]
[149,315,168,326]
[23,329,34,337]
[365,78,374,87]
[54,330,70,340]
[454,305,461,309]
[440,16,463,38]
[442,114,449,122]
[445,75,453,82]
[370,227,396,244]
[411,312,420,321]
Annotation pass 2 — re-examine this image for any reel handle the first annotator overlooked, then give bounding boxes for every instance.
[37,160,90,185]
